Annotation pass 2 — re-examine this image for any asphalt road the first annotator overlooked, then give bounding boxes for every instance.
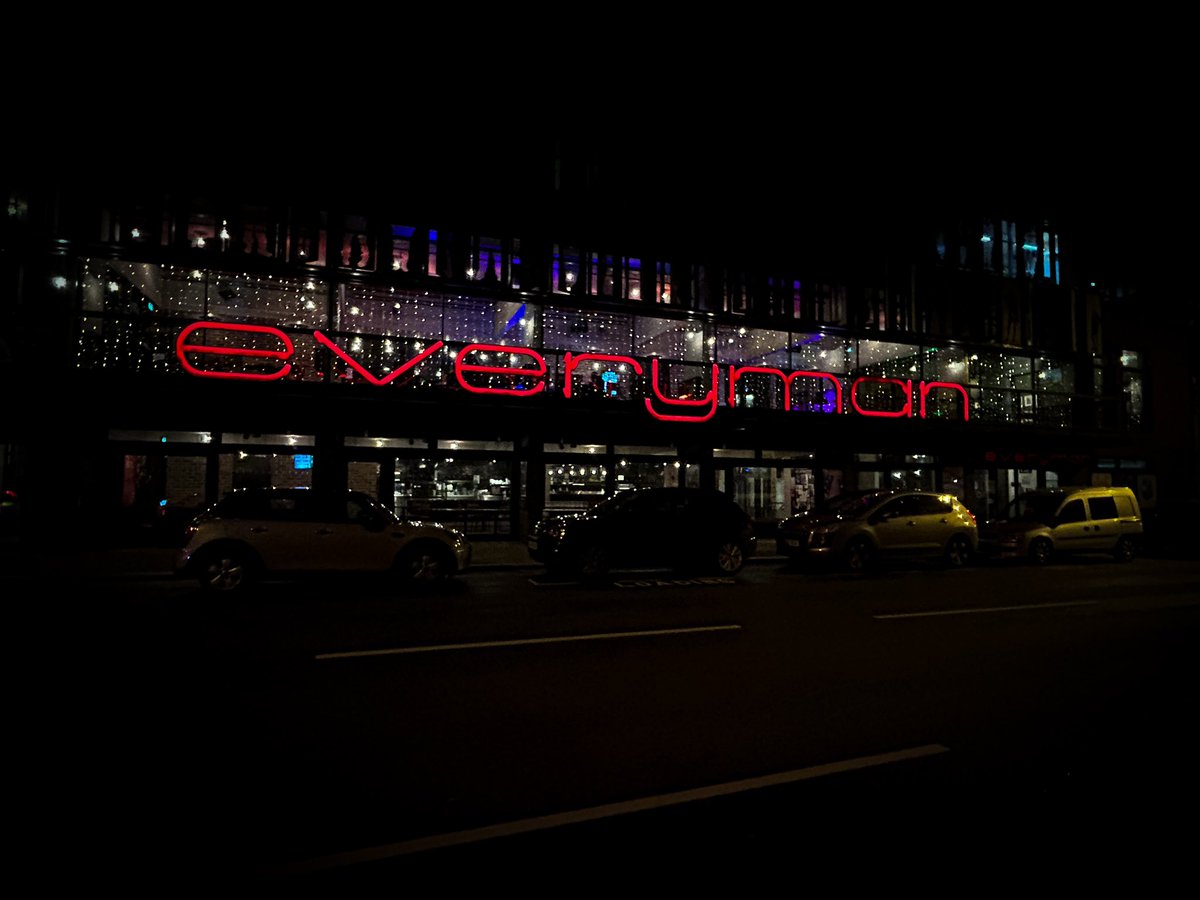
[18,554,1200,888]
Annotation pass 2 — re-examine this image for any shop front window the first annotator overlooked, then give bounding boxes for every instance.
[394,457,511,535]
[544,460,609,515]
[219,451,313,495]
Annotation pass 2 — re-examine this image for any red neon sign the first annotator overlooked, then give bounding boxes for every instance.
[728,366,845,414]
[454,343,547,396]
[563,353,643,398]
[850,377,913,418]
[176,320,970,423]
[314,331,444,386]
[919,381,970,421]
[644,358,719,423]
[176,322,294,381]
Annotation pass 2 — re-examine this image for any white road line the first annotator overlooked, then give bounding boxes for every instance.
[314,623,743,660]
[874,600,1098,619]
[262,743,950,875]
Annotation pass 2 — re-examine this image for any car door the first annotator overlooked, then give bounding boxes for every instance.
[869,495,926,554]
[1084,494,1121,552]
[905,494,957,552]
[302,492,397,572]
[1050,497,1090,553]
[247,491,331,571]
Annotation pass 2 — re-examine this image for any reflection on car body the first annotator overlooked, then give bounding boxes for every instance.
[529,486,757,580]
[775,489,978,571]
[175,487,471,593]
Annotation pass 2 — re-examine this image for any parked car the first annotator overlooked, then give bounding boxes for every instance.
[175,487,471,593]
[977,485,1142,564]
[775,489,978,571]
[529,486,757,579]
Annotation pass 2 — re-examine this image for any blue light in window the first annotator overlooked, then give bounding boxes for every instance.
[1021,243,1038,252]
[159,499,168,507]
[500,303,526,338]
[601,370,619,396]
[294,454,314,470]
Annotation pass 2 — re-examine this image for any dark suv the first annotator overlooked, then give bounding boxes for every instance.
[528,487,757,579]
[176,488,471,593]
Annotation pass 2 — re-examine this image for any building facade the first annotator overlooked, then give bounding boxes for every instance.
[2,156,1189,545]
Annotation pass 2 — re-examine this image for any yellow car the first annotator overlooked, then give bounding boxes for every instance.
[776,490,979,571]
[978,486,1142,564]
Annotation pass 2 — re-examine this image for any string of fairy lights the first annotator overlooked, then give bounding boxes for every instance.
[71,259,1100,426]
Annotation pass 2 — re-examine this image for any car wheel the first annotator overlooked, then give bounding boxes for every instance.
[1112,536,1136,563]
[944,534,972,568]
[198,548,253,593]
[577,545,609,581]
[845,538,873,572]
[715,541,745,575]
[1029,537,1053,565]
[396,542,455,585]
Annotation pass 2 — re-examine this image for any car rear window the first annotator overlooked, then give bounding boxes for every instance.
[1088,496,1119,520]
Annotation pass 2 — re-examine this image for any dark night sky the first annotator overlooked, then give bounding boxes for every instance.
[9,56,1182,291]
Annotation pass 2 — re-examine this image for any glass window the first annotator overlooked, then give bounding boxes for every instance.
[338,214,374,272]
[218,453,312,493]
[324,334,447,388]
[394,457,511,535]
[77,317,192,377]
[615,459,673,492]
[337,284,444,340]
[923,346,969,383]
[790,333,852,375]
[714,326,791,366]
[1001,221,1017,277]
[348,461,380,497]
[81,260,205,316]
[443,296,534,345]
[1123,372,1143,427]
[1035,357,1075,393]
[1023,230,1039,277]
[971,353,1033,389]
[1057,498,1086,523]
[164,456,206,510]
[543,307,633,354]
[634,316,707,361]
[1088,496,1119,520]
[852,340,922,379]
[202,272,328,328]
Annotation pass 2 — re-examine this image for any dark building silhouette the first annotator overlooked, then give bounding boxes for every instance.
[1,139,1193,544]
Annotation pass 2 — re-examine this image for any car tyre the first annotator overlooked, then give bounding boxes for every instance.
[396,542,455,586]
[1029,537,1053,565]
[845,537,873,572]
[714,541,745,575]
[944,534,972,568]
[1112,536,1136,563]
[198,547,254,594]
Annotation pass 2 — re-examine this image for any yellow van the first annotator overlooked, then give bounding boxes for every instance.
[978,485,1143,564]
